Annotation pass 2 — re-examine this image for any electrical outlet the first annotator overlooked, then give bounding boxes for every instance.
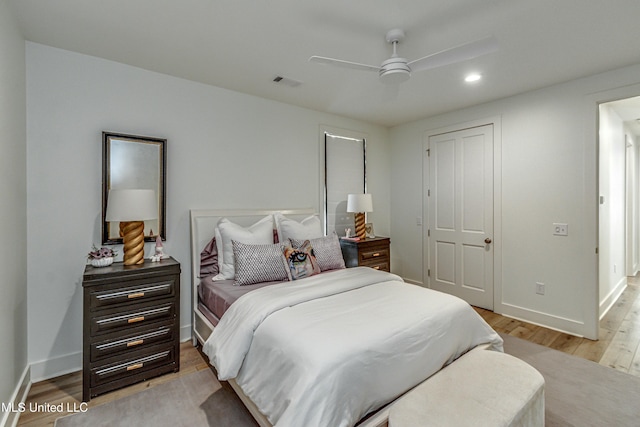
[553,223,568,236]
[536,282,545,295]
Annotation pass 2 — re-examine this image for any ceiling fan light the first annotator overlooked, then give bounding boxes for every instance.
[379,57,411,84]
[379,68,411,84]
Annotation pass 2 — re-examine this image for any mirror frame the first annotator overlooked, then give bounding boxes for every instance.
[102,131,167,244]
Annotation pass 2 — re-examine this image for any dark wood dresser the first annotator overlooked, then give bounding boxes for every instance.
[339,236,390,272]
[82,257,181,402]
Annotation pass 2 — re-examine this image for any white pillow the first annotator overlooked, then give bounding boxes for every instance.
[274,212,323,243]
[217,215,274,279]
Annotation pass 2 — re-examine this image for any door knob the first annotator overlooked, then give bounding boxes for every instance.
[484,238,492,244]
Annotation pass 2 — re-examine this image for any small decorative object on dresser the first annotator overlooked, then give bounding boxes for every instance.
[87,245,117,268]
[82,256,181,402]
[365,223,375,238]
[151,234,165,262]
[339,236,390,272]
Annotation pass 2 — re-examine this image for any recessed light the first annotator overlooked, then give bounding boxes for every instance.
[464,73,482,83]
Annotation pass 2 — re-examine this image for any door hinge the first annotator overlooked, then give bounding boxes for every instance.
[426,148,430,156]
[427,229,430,237]
[427,189,431,197]
[427,269,431,277]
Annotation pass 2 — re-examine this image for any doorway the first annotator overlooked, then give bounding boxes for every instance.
[598,97,640,318]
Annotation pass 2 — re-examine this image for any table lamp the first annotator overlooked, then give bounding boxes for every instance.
[347,193,373,239]
[105,189,157,265]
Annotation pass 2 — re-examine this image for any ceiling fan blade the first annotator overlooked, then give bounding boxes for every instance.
[408,36,498,72]
[309,56,381,72]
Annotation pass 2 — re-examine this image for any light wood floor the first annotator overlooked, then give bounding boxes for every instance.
[17,278,640,426]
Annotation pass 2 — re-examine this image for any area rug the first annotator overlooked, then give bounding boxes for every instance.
[54,368,257,427]
[501,333,640,427]
[56,337,640,426]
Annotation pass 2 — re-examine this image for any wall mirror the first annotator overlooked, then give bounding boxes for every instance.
[102,131,167,244]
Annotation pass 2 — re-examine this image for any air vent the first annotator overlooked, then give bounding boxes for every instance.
[273,76,301,87]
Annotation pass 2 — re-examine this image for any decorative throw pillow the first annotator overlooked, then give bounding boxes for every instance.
[232,240,291,286]
[217,216,274,280]
[283,240,320,280]
[290,232,345,272]
[274,212,323,243]
[199,236,219,277]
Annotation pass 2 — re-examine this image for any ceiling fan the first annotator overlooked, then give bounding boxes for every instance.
[309,29,498,84]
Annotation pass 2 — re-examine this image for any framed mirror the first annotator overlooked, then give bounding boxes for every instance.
[102,131,167,244]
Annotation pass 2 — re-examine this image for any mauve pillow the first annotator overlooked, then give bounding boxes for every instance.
[200,236,219,277]
[290,232,345,272]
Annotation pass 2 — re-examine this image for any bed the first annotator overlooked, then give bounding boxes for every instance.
[190,209,503,427]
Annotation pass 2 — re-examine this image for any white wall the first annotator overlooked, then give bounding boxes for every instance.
[390,63,640,339]
[26,42,390,380]
[598,104,627,317]
[0,0,28,424]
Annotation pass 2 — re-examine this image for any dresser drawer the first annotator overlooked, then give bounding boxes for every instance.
[91,323,175,362]
[90,345,175,387]
[91,302,175,336]
[90,280,175,310]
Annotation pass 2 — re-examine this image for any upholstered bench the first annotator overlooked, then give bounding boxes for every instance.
[388,347,545,427]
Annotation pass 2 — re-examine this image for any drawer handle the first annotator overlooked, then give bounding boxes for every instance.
[126,363,144,371]
[128,316,145,324]
[372,252,381,257]
[127,339,144,347]
[373,266,380,270]
[128,292,145,299]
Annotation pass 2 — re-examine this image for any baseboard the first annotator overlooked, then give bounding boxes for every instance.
[498,302,587,338]
[0,365,30,427]
[599,277,627,320]
[29,352,81,384]
[180,324,192,342]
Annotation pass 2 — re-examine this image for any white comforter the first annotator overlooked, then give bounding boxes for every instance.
[203,267,503,427]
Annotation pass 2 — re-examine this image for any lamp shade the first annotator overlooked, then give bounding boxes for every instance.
[106,189,157,221]
[347,193,373,213]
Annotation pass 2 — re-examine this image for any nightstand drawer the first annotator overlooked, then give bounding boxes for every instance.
[91,324,175,362]
[91,302,175,336]
[364,260,390,271]
[90,345,175,387]
[91,280,175,310]
[360,247,389,262]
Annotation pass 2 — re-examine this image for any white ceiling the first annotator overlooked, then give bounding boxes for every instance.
[9,0,640,127]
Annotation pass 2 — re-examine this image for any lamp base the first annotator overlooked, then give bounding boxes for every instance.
[121,221,145,265]
[354,212,366,239]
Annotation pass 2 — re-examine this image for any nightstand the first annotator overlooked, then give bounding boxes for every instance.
[82,257,181,402]
[339,236,390,272]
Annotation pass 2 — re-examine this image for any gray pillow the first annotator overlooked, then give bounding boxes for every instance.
[232,240,291,286]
